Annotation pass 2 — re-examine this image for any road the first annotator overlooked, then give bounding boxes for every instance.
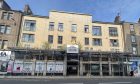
[0,77,139,84]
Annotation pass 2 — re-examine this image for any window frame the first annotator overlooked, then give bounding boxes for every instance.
[49,22,55,31]
[109,27,118,37]
[92,38,102,46]
[24,20,36,31]
[92,26,102,36]
[71,24,77,32]
[48,35,53,44]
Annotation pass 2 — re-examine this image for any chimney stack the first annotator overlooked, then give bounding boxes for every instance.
[23,4,33,15]
[114,13,121,24]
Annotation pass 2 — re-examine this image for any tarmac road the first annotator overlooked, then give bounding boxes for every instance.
[0,77,139,84]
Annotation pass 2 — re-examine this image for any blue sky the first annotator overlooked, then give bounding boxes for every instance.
[5,0,140,22]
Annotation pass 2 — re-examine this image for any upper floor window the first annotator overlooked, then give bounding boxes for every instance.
[58,36,63,44]
[71,24,77,32]
[2,12,13,20]
[0,25,11,34]
[48,35,53,44]
[110,39,119,47]
[92,38,102,46]
[0,40,8,49]
[71,36,76,43]
[92,26,101,36]
[49,22,54,31]
[131,35,136,43]
[24,20,36,31]
[22,33,35,42]
[130,24,134,32]
[58,23,64,31]
[109,27,118,36]
[132,46,137,55]
[84,25,89,33]
[85,38,89,45]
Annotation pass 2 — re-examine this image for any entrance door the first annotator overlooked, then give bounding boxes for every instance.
[67,62,78,75]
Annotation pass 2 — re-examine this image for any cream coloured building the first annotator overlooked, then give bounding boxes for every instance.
[19,11,124,52]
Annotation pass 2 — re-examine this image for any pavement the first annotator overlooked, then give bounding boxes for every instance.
[0,77,139,84]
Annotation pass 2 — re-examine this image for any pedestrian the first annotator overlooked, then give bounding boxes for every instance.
[130,71,134,76]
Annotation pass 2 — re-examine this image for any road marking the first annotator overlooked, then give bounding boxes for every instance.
[99,82,132,84]
[61,83,84,84]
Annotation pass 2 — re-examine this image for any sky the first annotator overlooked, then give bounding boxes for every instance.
[5,0,140,22]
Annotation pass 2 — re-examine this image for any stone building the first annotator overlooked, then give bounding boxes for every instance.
[0,0,22,49]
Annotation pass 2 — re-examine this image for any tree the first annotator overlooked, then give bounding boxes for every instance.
[42,42,51,50]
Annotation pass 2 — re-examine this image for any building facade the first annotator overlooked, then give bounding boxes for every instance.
[19,11,124,53]
[0,0,22,49]
[0,1,139,76]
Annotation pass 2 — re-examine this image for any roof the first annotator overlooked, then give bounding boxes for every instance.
[24,15,49,18]
[0,8,22,13]
[93,21,120,25]
[50,10,92,16]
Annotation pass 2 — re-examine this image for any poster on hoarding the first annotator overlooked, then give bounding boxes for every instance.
[0,61,8,72]
[7,61,14,73]
[35,61,46,73]
[22,62,33,73]
[47,62,55,73]
[0,51,11,61]
[47,62,64,73]
[55,62,64,73]
[13,60,23,73]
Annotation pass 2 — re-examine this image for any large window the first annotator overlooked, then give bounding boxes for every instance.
[92,26,101,36]
[22,34,35,42]
[110,39,119,47]
[58,23,64,31]
[84,25,89,33]
[49,22,54,31]
[92,38,102,46]
[48,35,53,44]
[130,24,134,32]
[109,27,118,36]
[131,35,136,43]
[58,36,63,44]
[2,12,13,20]
[0,25,11,34]
[71,24,77,32]
[85,37,89,45]
[24,20,36,31]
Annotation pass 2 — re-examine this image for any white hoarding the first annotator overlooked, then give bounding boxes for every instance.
[0,51,11,61]
[55,62,64,73]
[67,45,79,53]
[47,62,55,73]
[22,62,33,73]
[35,61,46,73]
[47,61,64,73]
[13,60,23,73]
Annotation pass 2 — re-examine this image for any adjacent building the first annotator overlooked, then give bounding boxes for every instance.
[0,0,22,49]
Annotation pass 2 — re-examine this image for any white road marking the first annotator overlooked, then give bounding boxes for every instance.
[61,83,84,84]
[99,82,132,84]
